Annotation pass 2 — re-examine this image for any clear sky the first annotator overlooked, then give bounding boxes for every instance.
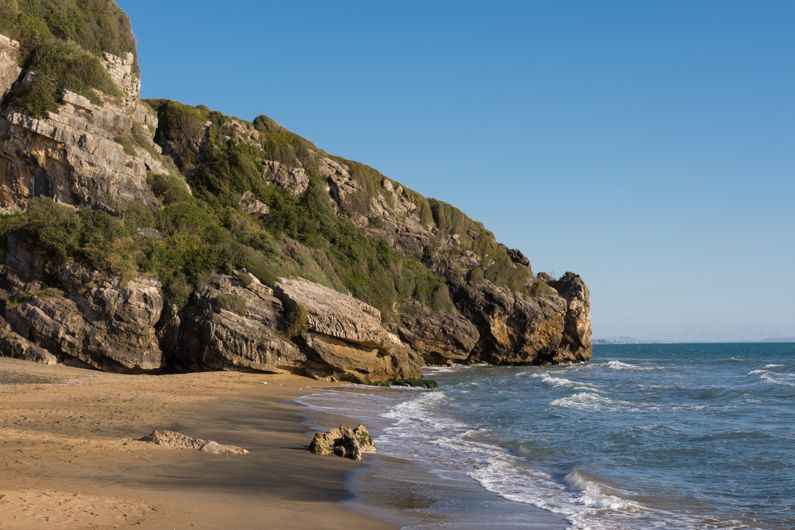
[117,0,795,342]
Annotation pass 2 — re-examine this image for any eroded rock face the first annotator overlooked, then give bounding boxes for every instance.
[321,157,358,208]
[0,316,58,365]
[452,280,571,364]
[273,278,423,382]
[263,160,309,196]
[239,190,269,217]
[549,272,592,362]
[0,35,21,100]
[309,424,375,461]
[397,303,479,364]
[0,37,167,214]
[1,240,165,372]
[174,273,306,373]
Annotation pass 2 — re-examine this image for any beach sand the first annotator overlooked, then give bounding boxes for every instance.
[0,357,394,529]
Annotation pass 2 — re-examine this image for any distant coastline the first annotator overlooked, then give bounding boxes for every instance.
[595,337,795,345]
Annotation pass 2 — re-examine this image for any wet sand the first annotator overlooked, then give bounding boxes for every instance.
[0,358,394,529]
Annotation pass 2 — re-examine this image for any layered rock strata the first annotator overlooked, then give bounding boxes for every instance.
[273,278,423,382]
[0,40,168,214]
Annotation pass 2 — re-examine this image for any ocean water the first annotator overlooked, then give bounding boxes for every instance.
[301,343,795,529]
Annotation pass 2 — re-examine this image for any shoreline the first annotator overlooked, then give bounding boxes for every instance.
[0,357,571,530]
[298,380,570,529]
[0,357,394,529]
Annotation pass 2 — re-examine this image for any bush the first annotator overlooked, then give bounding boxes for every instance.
[214,293,248,315]
[149,101,457,317]
[0,198,140,280]
[0,0,136,60]
[283,303,309,339]
[529,279,558,298]
[0,0,134,116]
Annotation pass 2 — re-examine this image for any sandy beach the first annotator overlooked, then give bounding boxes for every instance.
[0,358,394,529]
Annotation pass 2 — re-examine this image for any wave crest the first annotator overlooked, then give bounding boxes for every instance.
[604,360,659,371]
[750,369,795,388]
[551,392,639,413]
[566,471,644,512]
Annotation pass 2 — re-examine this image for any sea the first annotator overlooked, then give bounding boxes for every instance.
[299,343,795,529]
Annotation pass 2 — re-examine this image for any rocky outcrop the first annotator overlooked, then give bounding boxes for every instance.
[0,35,21,100]
[1,240,165,372]
[549,272,592,362]
[273,278,423,382]
[0,35,169,214]
[140,430,249,456]
[453,280,568,365]
[263,160,309,196]
[0,316,58,365]
[236,149,592,364]
[4,275,165,372]
[397,303,479,364]
[506,248,530,267]
[174,273,306,373]
[239,190,269,216]
[309,425,375,461]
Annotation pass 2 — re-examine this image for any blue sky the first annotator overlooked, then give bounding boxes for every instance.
[118,0,795,341]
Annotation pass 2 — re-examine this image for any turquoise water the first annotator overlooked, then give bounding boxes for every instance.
[347,343,795,529]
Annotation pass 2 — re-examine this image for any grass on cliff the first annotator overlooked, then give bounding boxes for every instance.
[0,96,534,318]
[0,198,272,308]
[147,100,456,316]
[0,0,133,116]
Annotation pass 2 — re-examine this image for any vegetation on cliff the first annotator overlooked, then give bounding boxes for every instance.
[147,100,457,315]
[0,94,545,318]
[0,0,134,115]
[0,0,592,374]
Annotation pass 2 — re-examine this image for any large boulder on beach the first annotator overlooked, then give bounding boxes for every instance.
[309,425,375,461]
[273,278,423,383]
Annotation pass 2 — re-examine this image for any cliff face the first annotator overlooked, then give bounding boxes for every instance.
[0,41,166,213]
[0,1,591,381]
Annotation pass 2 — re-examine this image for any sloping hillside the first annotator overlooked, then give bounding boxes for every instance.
[0,0,591,381]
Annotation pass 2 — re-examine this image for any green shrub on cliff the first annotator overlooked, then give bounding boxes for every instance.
[2,198,139,279]
[0,0,133,116]
[214,293,248,315]
[0,0,136,60]
[147,100,456,317]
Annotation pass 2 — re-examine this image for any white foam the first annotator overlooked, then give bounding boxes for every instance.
[531,373,599,391]
[345,377,703,530]
[604,360,659,371]
[423,365,468,375]
[551,392,640,413]
[765,363,785,368]
[751,370,795,388]
[565,471,643,512]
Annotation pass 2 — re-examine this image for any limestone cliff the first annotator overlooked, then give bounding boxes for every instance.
[0,1,591,380]
[0,41,167,213]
